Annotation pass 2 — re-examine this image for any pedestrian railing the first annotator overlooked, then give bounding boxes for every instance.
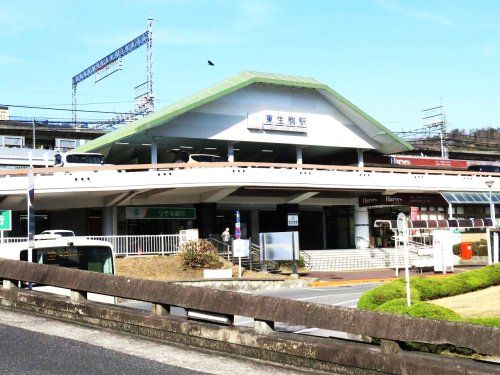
[87,235,180,256]
[1,235,181,257]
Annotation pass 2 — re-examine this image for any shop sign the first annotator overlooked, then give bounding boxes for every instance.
[359,195,404,207]
[0,210,12,231]
[287,214,299,227]
[359,194,445,207]
[390,156,468,169]
[126,207,196,220]
[247,111,308,133]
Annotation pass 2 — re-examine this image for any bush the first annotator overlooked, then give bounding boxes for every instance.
[452,239,488,256]
[357,264,500,309]
[180,240,223,270]
[357,280,420,310]
[375,299,462,321]
[466,317,500,328]
[279,256,306,269]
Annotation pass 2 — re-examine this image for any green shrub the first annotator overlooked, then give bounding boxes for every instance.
[358,264,500,310]
[180,239,223,270]
[466,317,500,328]
[279,256,305,269]
[357,280,420,310]
[375,299,462,321]
[453,240,489,256]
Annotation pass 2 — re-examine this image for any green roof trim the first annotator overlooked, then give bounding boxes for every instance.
[77,70,412,153]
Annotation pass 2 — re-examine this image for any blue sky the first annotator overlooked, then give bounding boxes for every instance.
[1,0,500,132]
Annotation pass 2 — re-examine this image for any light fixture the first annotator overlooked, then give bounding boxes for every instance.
[262,149,273,153]
[204,147,217,150]
[180,146,193,149]
[116,142,130,145]
[141,143,151,146]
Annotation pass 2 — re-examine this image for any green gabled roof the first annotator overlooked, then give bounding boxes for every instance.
[77,70,412,153]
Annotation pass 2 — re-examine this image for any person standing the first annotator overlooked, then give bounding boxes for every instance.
[221,227,230,243]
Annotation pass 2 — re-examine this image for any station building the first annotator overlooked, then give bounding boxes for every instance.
[1,71,498,250]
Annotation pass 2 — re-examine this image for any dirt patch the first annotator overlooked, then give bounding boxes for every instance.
[115,255,296,281]
[430,285,500,318]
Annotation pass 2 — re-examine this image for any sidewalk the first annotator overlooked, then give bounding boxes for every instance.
[305,265,482,287]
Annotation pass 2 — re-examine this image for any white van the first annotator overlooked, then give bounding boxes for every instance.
[0,236,116,303]
[54,152,106,167]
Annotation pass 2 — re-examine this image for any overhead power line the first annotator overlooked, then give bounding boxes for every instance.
[0,104,134,115]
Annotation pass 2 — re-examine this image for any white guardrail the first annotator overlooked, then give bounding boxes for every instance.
[0,235,181,257]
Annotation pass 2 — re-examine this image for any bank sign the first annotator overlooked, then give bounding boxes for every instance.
[126,207,196,220]
[0,210,12,231]
[247,111,308,133]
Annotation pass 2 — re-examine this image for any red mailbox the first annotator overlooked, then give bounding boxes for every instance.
[460,242,473,260]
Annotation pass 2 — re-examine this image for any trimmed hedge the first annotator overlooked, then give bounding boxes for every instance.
[358,264,500,311]
[375,298,462,321]
[357,280,420,310]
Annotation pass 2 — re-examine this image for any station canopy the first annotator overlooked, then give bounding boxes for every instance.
[76,71,413,163]
[374,218,495,230]
[441,191,500,205]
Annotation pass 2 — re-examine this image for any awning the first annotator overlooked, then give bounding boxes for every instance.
[441,191,500,205]
[374,218,494,230]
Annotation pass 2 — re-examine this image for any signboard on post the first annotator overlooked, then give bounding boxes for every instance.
[232,239,250,278]
[0,210,12,231]
[0,210,12,243]
[397,212,412,307]
[287,214,299,227]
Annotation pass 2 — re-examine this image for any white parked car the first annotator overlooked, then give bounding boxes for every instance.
[40,230,75,237]
[175,153,223,163]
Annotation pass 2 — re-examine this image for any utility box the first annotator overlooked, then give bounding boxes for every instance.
[460,242,473,260]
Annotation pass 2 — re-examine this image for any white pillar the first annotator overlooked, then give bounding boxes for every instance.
[357,149,365,167]
[448,203,453,219]
[102,207,118,235]
[227,141,234,162]
[354,204,370,248]
[296,145,303,165]
[151,138,158,165]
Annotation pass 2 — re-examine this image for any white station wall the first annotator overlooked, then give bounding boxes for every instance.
[151,84,378,149]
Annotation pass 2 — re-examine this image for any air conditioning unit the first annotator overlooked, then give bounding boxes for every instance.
[56,138,77,151]
[2,135,24,148]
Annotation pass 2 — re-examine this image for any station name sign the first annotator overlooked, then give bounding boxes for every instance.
[126,207,196,220]
[247,111,308,133]
[359,194,446,207]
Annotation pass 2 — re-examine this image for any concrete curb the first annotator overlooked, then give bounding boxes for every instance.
[175,277,317,292]
[310,272,457,288]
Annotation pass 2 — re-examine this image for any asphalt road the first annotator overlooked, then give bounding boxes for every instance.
[0,323,204,375]
[0,309,306,375]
